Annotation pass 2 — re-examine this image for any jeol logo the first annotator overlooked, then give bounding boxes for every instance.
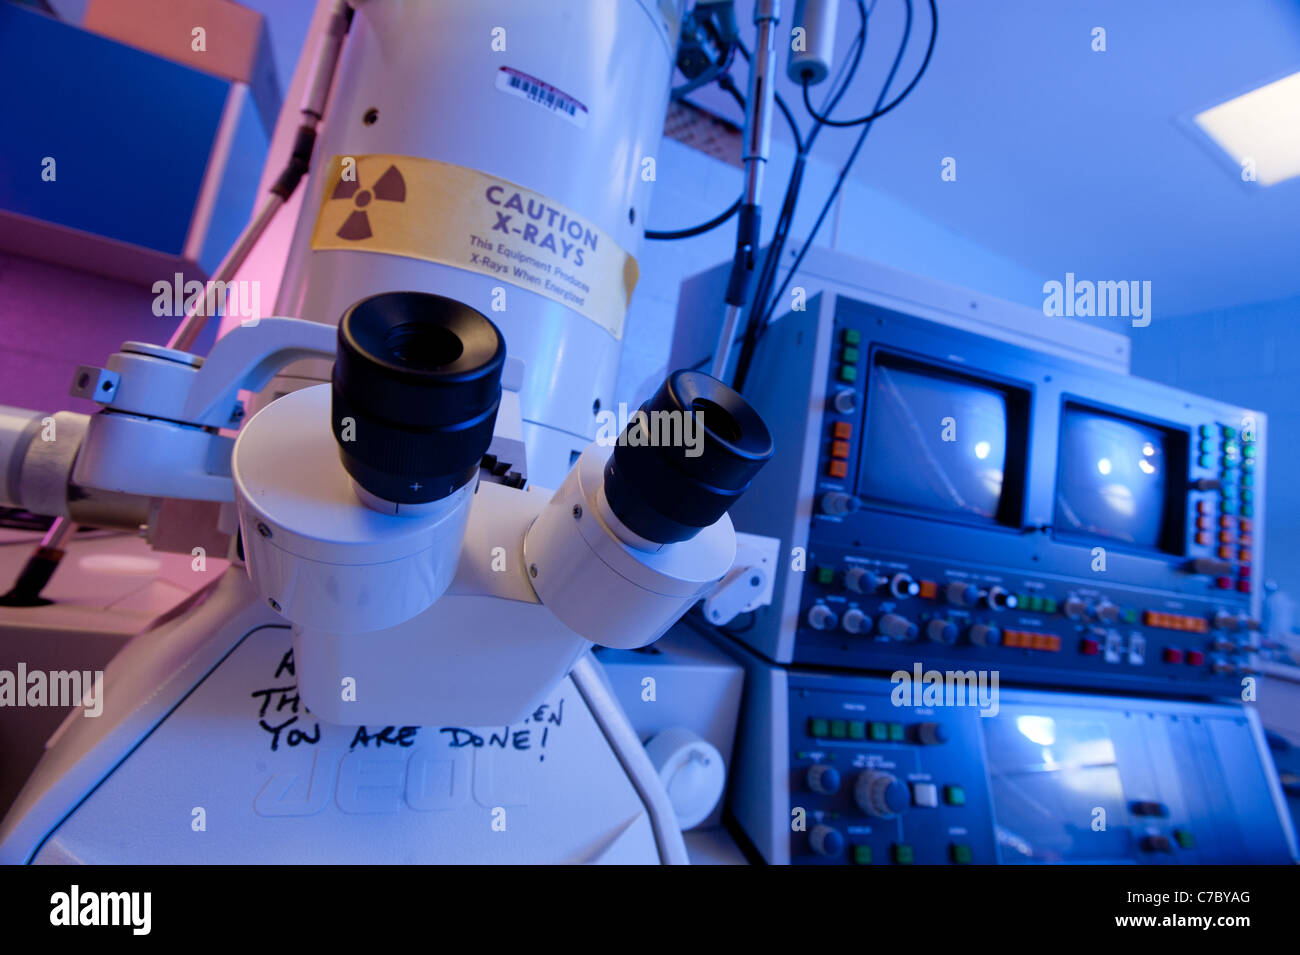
[50,885,151,935]
[0,665,103,717]
[152,272,262,325]
[1042,272,1151,327]
[595,402,704,458]
[890,663,1000,717]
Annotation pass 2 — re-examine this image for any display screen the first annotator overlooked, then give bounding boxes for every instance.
[859,355,1027,526]
[1054,405,1184,553]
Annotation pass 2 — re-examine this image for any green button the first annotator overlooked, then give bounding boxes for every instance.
[869,721,888,741]
[1243,474,1254,487]
[1174,829,1195,849]
[809,718,829,738]
[950,843,972,865]
[1244,445,1256,459]
[944,784,966,806]
[893,843,914,865]
[843,328,861,345]
[842,346,860,364]
[1223,425,1236,438]
[848,720,866,740]
[1122,608,1138,623]
[1243,460,1255,472]
[1222,503,1237,516]
[888,722,906,742]
[1043,598,1058,614]
[1242,504,1254,518]
[1242,489,1253,502]
[1199,439,1214,454]
[1223,441,1239,457]
[816,566,835,585]
[838,365,857,383]
[1199,425,1212,437]
[852,844,873,865]
[830,719,847,739]
[1199,455,1212,468]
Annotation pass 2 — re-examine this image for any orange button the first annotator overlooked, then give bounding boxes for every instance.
[919,579,938,600]
[1195,533,1210,546]
[1197,501,1210,515]
[1218,546,1233,560]
[828,460,848,479]
[1240,518,1253,533]
[1003,630,1024,648]
[1240,534,1253,546]
[1218,531,1233,544]
[1196,516,1210,531]
[832,421,853,440]
[1219,516,1234,528]
[1239,548,1252,563]
[831,440,851,460]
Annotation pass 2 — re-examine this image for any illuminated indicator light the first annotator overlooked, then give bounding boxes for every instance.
[848,721,866,740]
[888,722,906,742]
[832,420,852,439]
[1174,829,1195,849]
[893,844,914,865]
[809,718,829,737]
[829,719,847,739]
[842,346,860,364]
[869,722,888,741]
[842,328,861,345]
[816,566,835,585]
[1244,445,1255,458]
[831,440,851,460]
[919,579,938,600]
[852,844,873,865]
[944,785,966,806]
[828,460,848,478]
[1042,598,1058,614]
[950,843,972,865]
[839,365,857,383]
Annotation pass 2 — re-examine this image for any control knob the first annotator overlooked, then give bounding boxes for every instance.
[984,585,1018,611]
[806,605,838,631]
[809,823,845,857]
[1213,610,1239,631]
[854,770,911,818]
[926,618,958,645]
[842,608,871,635]
[877,613,918,641]
[968,623,1001,647]
[889,573,921,599]
[806,763,841,795]
[1063,595,1089,620]
[916,721,948,746]
[844,567,882,594]
[945,581,981,606]
[1093,599,1120,622]
[832,389,858,415]
[820,492,861,516]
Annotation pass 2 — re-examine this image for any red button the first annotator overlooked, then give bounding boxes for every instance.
[1186,650,1205,666]
[1080,637,1100,656]
[1237,580,1251,593]
[1216,577,1232,589]
[1163,647,1184,664]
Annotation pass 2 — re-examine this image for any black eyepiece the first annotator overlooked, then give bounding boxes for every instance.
[603,370,773,544]
[331,291,505,504]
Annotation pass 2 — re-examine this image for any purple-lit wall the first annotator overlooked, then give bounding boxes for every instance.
[0,251,218,417]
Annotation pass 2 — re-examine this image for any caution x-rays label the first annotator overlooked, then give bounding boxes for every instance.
[311,154,638,340]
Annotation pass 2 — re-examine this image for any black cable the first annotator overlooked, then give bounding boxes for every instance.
[758,0,923,344]
[800,0,936,128]
[645,196,743,241]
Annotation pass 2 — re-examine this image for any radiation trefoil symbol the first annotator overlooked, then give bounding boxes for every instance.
[330,164,406,240]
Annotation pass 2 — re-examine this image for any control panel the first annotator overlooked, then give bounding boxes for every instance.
[728,294,1269,695]
[712,633,1297,865]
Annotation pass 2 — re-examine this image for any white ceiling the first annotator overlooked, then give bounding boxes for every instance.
[693,0,1300,316]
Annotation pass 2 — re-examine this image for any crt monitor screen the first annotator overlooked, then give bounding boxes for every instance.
[1054,404,1185,553]
[859,354,1027,526]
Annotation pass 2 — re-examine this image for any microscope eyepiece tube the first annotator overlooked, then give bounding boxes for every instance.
[331,291,505,507]
[602,370,774,544]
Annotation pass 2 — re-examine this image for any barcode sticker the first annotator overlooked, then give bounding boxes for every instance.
[496,66,588,128]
